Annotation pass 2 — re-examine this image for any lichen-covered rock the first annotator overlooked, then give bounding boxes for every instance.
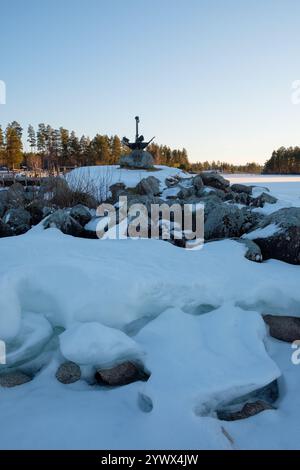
[95,361,149,386]
[0,371,32,388]
[263,314,300,343]
[56,362,81,384]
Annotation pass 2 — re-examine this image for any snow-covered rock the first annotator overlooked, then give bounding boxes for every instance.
[59,322,143,367]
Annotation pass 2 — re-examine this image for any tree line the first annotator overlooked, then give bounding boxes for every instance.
[263,147,300,174]
[190,160,262,174]
[0,122,190,171]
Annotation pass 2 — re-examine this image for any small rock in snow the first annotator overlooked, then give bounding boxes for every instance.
[56,361,81,384]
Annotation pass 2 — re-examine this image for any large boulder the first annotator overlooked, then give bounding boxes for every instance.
[263,315,300,343]
[0,371,32,388]
[109,182,126,203]
[3,208,31,234]
[231,183,252,195]
[192,174,204,192]
[204,201,261,240]
[200,172,230,191]
[26,200,53,226]
[120,150,154,169]
[56,362,81,384]
[250,192,277,208]
[135,176,161,196]
[6,183,25,208]
[248,207,300,264]
[43,209,84,237]
[70,204,92,226]
[95,361,149,386]
[0,219,13,237]
[0,190,8,217]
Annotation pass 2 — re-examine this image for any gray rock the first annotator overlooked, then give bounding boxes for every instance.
[43,209,84,237]
[204,201,261,240]
[217,379,278,421]
[70,204,92,226]
[0,191,8,217]
[200,172,230,190]
[120,150,154,169]
[3,207,31,234]
[26,200,48,226]
[135,176,161,196]
[249,207,300,264]
[0,371,32,388]
[231,192,252,205]
[192,174,204,192]
[0,219,13,237]
[263,314,300,343]
[165,175,181,188]
[177,185,195,199]
[109,182,126,203]
[95,361,149,386]
[217,400,274,421]
[251,192,277,208]
[237,238,263,262]
[6,183,25,207]
[56,362,81,384]
[231,183,252,195]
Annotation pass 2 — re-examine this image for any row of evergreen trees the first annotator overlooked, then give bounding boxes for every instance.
[190,160,262,174]
[263,147,300,174]
[0,122,190,171]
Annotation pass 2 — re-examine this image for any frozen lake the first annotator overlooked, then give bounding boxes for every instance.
[224,174,300,213]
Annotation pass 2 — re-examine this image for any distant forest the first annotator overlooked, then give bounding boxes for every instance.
[263,147,300,174]
[0,121,298,174]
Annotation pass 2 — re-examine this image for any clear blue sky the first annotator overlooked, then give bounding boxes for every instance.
[1,0,300,164]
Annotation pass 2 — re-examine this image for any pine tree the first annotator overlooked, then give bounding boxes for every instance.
[111,135,122,164]
[5,125,23,169]
[27,124,36,151]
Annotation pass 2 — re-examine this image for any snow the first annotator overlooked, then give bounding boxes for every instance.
[225,174,300,214]
[59,322,143,367]
[0,172,300,449]
[244,223,280,240]
[66,165,189,196]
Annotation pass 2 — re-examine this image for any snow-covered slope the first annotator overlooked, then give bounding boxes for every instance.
[0,228,300,449]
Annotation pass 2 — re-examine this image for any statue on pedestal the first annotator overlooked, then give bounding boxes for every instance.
[120,117,155,169]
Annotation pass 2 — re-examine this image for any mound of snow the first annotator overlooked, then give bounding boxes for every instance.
[137,306,280,416]
[66,165,189,196]
[59,322,143,367]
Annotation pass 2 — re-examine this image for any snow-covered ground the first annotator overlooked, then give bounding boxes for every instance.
[225,174,300,214]
[0,172,300,449]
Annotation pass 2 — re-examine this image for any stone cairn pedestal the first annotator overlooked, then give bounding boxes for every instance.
[120,116,155,169]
